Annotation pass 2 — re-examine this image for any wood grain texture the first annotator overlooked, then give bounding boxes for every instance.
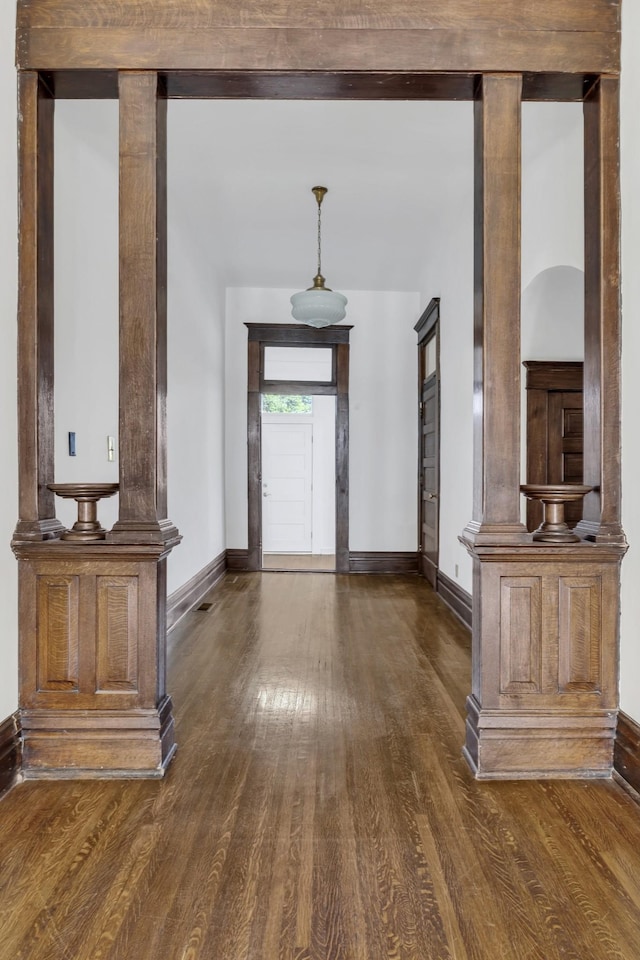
[17,0,621,32]
[577,76,624,544]
[463,542,623,778]
[2,571,640,958]
[0,715,20,798]
[17,26,620,74]
[15,541,176,777]
[615,711,640,797]
[14,72,64,543]
[464,74,527,545]
[39,69,595,102]
[108,71,179,546]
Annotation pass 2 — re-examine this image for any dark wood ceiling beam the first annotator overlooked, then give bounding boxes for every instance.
[17,27,619,76]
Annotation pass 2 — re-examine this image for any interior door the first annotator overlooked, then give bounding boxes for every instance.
[415,300,440,587]
[262,422,313,553]
[420,368,439,586]
[524,361,584,532]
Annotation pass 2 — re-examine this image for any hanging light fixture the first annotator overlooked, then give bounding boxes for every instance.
[291,186,347,328]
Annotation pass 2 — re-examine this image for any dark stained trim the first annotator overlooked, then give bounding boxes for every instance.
[414,297,440,342]
[167,551,227,632]
[246,324,351,575]
[614,711,640,798]
[42,70,595,104]
[246,323,352,344]
[0,714,21,798]
[226,549,251,572]
[436,571,472,631]
[348,551,419,574]
[523,360,583,392]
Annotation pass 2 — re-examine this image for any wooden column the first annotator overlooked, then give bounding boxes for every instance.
[13,70,179,779]
[463,74,527,546]
[13,72,64,543]
[462,74,625,779]
[576,76,625,544]
[108,72,179,547]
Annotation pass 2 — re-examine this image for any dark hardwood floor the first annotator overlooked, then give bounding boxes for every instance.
[2,572,640,959]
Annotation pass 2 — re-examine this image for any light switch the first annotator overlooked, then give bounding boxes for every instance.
[68,432,76,456]
[107,436,115,462]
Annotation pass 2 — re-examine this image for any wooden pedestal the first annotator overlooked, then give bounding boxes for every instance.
[13,539,179,779]
[461,539,625,779]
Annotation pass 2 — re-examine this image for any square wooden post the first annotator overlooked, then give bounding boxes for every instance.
[108,71,179,548]
[576,76,625,545]
[14,71,179,779]
[462,74,625,779]
[13,72,64,543]
[462,74,527,547]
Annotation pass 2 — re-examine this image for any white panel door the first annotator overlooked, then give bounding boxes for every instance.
[262,422,313,552]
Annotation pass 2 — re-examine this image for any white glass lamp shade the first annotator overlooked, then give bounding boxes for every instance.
[290,288,348,328]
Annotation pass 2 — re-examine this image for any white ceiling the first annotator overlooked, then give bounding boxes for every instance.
[167,99,474,292]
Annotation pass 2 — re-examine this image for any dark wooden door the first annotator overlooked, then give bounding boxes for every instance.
[415,299,440,588]
[420,370,439,585]
[524,361,584,532]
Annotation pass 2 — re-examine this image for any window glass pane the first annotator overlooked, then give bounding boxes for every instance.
[264,346,332,382]
[425,338,437,377]
[262,395,313,415]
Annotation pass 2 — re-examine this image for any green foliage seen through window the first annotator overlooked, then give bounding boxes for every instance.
[262,395,313,414]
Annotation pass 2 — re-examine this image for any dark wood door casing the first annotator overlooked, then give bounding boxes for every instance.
[524,361,584,532]
[246,324,351,575]
[415,299,440,589]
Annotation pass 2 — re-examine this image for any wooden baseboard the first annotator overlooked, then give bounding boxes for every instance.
[0,713,20,796]
[226,548,251,572]
[615,711,640,796]
[436,571,472,630]
[348,551,419,574]
[167,551,227,631]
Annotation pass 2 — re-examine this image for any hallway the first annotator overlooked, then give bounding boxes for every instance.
[2,573,640,959]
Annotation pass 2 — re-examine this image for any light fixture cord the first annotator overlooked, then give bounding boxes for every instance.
[317,199,323,277]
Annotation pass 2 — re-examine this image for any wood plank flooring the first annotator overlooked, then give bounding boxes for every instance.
[2,572,640,959]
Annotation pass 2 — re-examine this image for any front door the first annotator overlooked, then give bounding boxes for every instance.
[262,422,313,553]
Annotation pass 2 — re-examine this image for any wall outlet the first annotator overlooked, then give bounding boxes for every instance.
[455,563,459,578]
[107,436,115,462]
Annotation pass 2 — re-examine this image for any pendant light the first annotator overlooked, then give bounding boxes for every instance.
[290,186,347,328]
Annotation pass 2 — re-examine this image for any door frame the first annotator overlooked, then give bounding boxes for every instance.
[415,298,441,587]
[246,323,351,573]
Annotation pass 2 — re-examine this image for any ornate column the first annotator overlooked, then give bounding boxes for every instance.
[13,71,180,778]
[461,74,625,779]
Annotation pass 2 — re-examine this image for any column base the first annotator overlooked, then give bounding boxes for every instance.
[20,695,176,780]
[463,695,616,780]
[107,518,181,548]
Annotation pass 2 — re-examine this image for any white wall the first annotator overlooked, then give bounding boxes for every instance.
[54,101,120,531]
[418,120,475,593]
[52,100,228,598]
[620,0,640,723]
[0,2,18,720]
[166,223,226,593]
[225,286,419,552]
